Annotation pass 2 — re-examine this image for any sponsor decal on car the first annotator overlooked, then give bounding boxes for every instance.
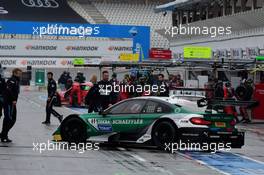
[112,119,143,125]
[97,119,111,124]
[98,124,112,132]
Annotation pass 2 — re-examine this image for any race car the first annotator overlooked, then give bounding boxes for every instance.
[53,96,245,149]
[54,82,93,107]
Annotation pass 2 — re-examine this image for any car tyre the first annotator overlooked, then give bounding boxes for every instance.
[60,117,87,143]
[152,121,177,149]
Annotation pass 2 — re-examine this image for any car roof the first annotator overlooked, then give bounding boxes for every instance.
[114,96,210,113]
[134,96,193,106]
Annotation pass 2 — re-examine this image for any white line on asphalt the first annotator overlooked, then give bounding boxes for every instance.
[152,167,174,175]
[130,154,146,162]
[233,153,264,165]
[116,147,127,151]
[116,147,146,162]
[20,96,41,108]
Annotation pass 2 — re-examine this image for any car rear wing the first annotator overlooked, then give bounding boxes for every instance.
[197,98,259,113]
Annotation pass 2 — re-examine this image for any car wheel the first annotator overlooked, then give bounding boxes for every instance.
[152,121,177,149]
[60,117,87,143]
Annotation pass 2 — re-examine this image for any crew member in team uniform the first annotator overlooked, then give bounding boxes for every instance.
[0,73,6,119]
[0,68,22,143]
[98,71,112,110]
[42,72,63,125]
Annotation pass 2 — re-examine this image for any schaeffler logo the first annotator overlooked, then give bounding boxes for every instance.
[0,6,8,14]
[108,46,133,52]
[25,45,57,51]
[21,0,59,8]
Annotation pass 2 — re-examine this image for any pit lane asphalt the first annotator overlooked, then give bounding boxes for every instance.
[0,91,264,175]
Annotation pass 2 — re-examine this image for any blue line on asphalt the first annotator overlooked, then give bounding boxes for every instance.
[39,95,47,101]
[185,151,264,175]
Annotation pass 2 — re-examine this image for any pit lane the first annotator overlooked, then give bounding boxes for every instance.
[0,91,264,175]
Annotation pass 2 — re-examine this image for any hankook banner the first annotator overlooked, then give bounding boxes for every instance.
[0,39,133,58]
[0,58,102,68]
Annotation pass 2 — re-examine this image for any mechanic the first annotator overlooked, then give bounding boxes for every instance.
[69,80,82,106]
[0,68,22,143]
[85,75,100,113]
[118,74,131,101]
[236,79,253,123]
[204,76,215,99]
[0,73,6,118]
[223,82,238,121]
[98,71,112,110]
[58,71,72,90]
[214,80,224,112]
[42,72,63,125]
[58,71,67,90]
[109,73,119,104]
[74,72,86,83]
[157,73,169,97]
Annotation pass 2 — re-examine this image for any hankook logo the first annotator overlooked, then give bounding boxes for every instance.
[25,45,57,51]
[66,46,98,51]
[108,46,132,52]
[0,6,8,14]
[21,59,57,66]
[21,0,59,8]
[61,60,73,66]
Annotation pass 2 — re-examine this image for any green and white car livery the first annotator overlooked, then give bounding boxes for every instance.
[53,96,244,148]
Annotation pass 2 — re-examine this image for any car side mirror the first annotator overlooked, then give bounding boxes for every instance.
[99,110,107,116]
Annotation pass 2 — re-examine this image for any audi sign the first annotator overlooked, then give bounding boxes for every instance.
[21,0,59,8]
[0,6,8,14]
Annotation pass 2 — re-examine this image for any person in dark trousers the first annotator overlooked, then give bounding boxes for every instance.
[98,71,112,110]
[0,74,6,119]
[42,72,63,125]
[0,68,22,142]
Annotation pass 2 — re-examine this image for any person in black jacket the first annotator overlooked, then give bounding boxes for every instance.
[0,74,6,119]
[98,71,112,110]
[42,72,63,125]
[85,75,100,113]
[0,68,22,142]
[157,74,169,97]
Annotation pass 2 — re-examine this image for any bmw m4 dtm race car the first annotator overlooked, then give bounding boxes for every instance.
[53,96,246,149]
